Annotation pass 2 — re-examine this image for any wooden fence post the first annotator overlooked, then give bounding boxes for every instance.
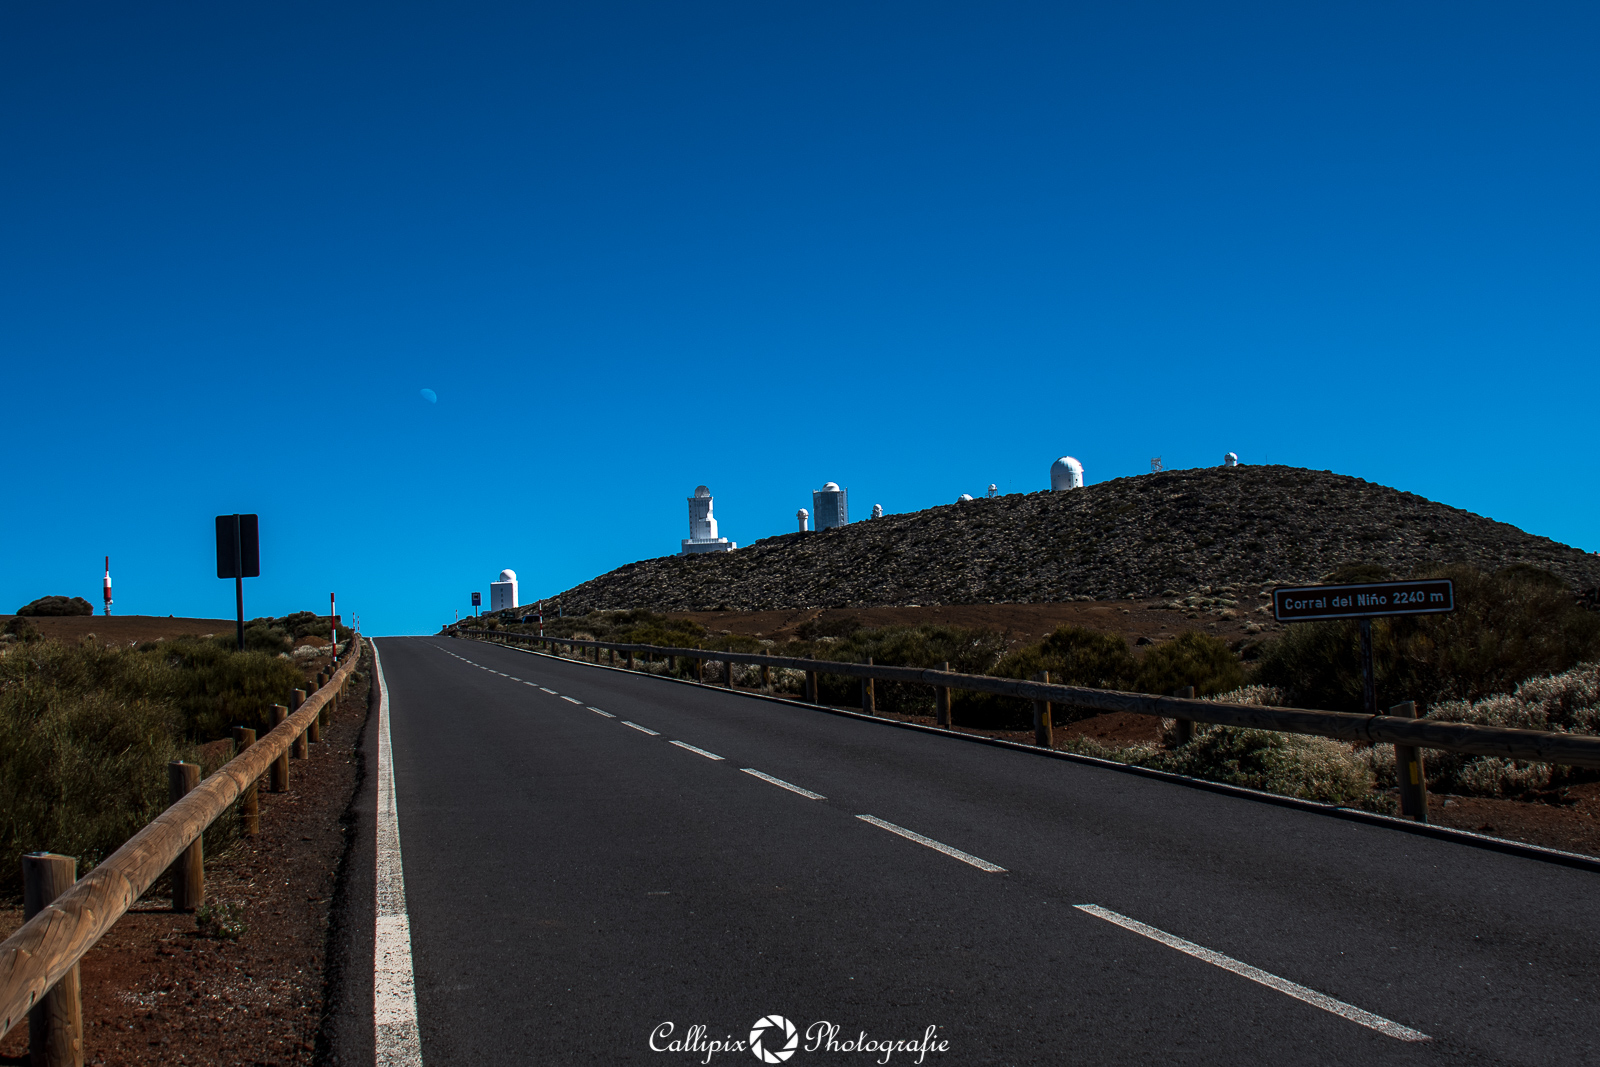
[232,728,259,836]
[862,657,876,715]
[22,853,82,1067]
[1173,686,1196,744]
[167,762,203,911]
[695,658,704,683]
[761,661,772,691]
[936,662,952,728]
[270,704,289,792]
[805,669,818,704]
[1392,700,1429,823]
[290,689,308,759]
[1033,670,1053,747]
[627,650,635,670]
[725,659,734,688]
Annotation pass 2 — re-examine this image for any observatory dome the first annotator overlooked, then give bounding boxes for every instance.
[957,493,974,503]
[694,485,711,498]
[498,569,516,583]
[1223,453,1239,467]
[1050,456,1085,491]
[822,482,840,491]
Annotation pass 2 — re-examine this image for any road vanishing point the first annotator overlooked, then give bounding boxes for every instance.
[329,637,1598,1066]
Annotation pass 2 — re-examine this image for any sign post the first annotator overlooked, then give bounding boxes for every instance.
[471,591,481,617]
[1273,578,1455,823]
[1272,577,1455,713]
[215,514,261,651]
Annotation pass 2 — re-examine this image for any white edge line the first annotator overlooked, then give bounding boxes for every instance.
[1073,905,1430,1042]
[622,721,661,735]
[669,740,725,760]
[372,639,425,1066]
[855,814,1005,872]
[589,707,616,718]
[740,768,825,800]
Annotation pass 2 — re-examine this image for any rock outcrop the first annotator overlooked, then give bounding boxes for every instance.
[533,466,1600,613]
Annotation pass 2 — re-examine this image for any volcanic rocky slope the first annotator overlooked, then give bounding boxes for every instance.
[534,466,1600,613]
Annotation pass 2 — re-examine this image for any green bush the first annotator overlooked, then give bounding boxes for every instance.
[0,641,192,896]
[1254,565,1600,712]
[15,595,94,617]
[1142,726,1373,804]
[1132,631,1247,696]
[4,616,41,643]
[144,637,306,738]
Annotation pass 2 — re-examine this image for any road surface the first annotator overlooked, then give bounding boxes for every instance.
[338,636,1599,1066]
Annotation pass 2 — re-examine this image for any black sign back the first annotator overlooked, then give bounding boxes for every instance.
[1273,578,1454,622]
[215,514,260,579]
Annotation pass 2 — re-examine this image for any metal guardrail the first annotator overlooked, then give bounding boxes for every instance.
[0,639,364,1060]
[465,628,1600,770]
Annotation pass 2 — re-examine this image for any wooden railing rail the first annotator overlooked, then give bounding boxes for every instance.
[463,629,1600,770]
[0,638,364,1053]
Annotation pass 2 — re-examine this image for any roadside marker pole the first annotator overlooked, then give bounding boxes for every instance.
[1392,701,1429,822]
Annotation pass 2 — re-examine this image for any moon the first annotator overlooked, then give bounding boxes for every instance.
[420,388,437,403]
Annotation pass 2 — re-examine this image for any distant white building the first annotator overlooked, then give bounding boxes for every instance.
[682,485,736,554]
[871,504,883,519]
[813,482,848,530]
[1050,456,1085,490]
[490,569,518,612]
[1223,452,1239,467]
[797,508,810,533]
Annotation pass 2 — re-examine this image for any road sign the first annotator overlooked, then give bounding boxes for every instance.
[1273,579,1454,623]
[215,513,260,651]
[215,515,260,578]
[471,592,481,606]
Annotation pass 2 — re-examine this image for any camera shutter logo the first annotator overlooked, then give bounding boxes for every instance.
[749,1015,798,1063]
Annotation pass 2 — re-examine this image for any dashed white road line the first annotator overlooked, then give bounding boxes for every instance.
[371,641,424,1067]
[741,768,825,800]
[589,707,616,718]
[669,740,724,760]
[1074,905,1430,1042]
[623,721,661,735]
[540,687,557,694]
[855,815,1006,873]
[560,696,582,704]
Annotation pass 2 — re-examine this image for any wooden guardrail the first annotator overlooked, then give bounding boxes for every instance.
[463,628,1600,771]
[0,638,364,1066]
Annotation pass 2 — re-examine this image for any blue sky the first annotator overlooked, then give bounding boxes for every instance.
[3,1,1597,636]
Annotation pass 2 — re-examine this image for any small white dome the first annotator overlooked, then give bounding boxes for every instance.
[822,482,840,492]
[1223,453,1238,467]
[1050,456,1085,491]
[498,569,516,583]
[797,508,809,518]
[958,493,974,502]
[694,485,711,498]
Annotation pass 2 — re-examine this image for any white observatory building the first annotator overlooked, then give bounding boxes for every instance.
[490,569,518,612]
[1223,452,1239,467]
[1050,456,1085,490]
[797,508,809,533]
[682,485,736,554]
[813,482,849,530]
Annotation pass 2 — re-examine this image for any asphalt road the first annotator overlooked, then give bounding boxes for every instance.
[366,636,1600,1066]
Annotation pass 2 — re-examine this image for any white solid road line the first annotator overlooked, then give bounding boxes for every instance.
[589,707,616,718]
[669,740,725,760]
[372,641,424,1067]
[740,768,826,800]
[623,721,661,735]
[560,696,582,704]
[855,815,1006,873]
[1074,905,1431,1042]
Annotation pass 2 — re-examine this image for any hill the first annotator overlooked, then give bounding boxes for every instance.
[531,466,1600,614]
